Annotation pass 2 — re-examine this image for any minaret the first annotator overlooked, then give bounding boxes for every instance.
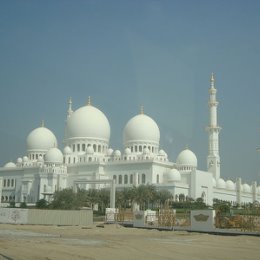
[206,73,221,180]
[64,97,73,143]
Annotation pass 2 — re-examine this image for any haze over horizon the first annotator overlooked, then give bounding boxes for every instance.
[0,0,260,183]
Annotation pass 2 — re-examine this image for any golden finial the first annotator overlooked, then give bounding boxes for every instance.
[68,96,72,104]
[87,96,91,106]
[185,144,189,150]
[140,105,144,114]
[41,120,45,127]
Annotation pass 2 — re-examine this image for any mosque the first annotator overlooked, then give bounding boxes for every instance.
[0,74,259,206]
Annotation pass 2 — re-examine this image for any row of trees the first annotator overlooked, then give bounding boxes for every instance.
[36,184,173,212]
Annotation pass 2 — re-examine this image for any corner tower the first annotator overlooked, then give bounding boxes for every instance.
[206,73,221,180]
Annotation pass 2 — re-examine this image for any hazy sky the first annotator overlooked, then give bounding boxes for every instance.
[0,0,260,183]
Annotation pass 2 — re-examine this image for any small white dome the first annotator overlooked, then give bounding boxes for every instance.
[124,148,131,155]
[212,178,216,187]
[217,178,226,189]
[107,148,113,156]
[242,183,251,193]
[4,162,16,168]
[86,146,94,154]
[159,149,166,156]
[66,104,110,142]
[114,150,121,157]
[45,148,63,164]
[165,169,181,182]
[17,158,23,164]
[176,148,197,168]
[23,156,29,162]
[63,146,72,154]
[27,126,57,152]
[226,180,235,190]
[123,113,160,147]
[143,148,150,154]
[37,155,44,162]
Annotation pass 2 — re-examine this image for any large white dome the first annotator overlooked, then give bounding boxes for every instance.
[66,104,110,142]
[27,126,57,152]
[176,148,197,168]
[123,113,160,146]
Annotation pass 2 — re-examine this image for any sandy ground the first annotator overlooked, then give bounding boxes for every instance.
[0,223,259,260]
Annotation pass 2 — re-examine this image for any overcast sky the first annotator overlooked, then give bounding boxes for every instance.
[0,0,260,184]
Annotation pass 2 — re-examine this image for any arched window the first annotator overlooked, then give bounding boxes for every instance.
[130,174,133,184]
[82,144,86,151]
[93,144,97,152]
[124,175,128,184]
[135,145,138,152]
[73,144,75,152]
[113,175,117,184]
[3,179,6,187]
[7,179,10,187]
[119,175,122,184]
[11,179,14,187]
[1,196,4,202]
[88,157,92,162]
[68,157,71,164]
[139,145,142,152]
[141,174,146,184]
[77,144,80,151]
[98,145,101,153]
[156,174,159,184]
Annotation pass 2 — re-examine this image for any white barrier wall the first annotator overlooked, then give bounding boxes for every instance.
[0,208,93,226]
[0,208,28,224]
[133,211,145,227]
[191,209,215,231]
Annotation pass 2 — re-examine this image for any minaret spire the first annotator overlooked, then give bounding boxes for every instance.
[206,73,221,180]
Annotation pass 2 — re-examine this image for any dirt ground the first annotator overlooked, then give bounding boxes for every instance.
[0,223,259,260]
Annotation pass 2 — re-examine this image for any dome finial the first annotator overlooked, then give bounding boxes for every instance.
[41,120,45,127]
[185,144,189,150]
[140,105,144,114]
[87,96,91,106]
[67,97,73,118]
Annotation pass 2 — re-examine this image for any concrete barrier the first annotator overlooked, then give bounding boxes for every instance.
[190,209,215,231]
[0,208,93,226]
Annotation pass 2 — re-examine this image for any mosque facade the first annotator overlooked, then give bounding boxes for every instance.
[0,75,259,206]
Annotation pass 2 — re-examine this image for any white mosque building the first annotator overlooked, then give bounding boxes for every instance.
[0,74,259,206]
